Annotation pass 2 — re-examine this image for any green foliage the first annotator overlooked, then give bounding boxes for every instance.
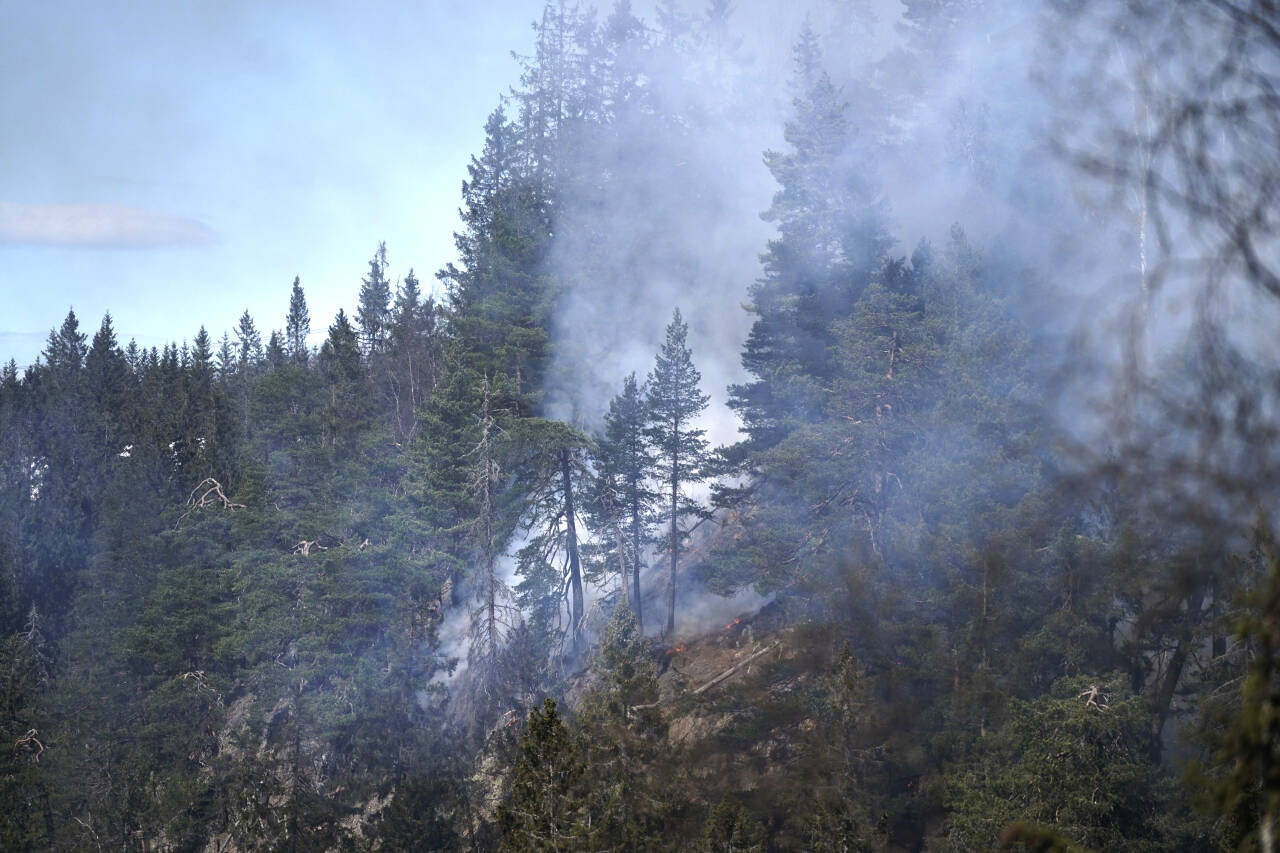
[945,675,1171,853]
[646,308,711,637]
[701,795,766,852]
[498,698,593,851]
[588,373,658,632]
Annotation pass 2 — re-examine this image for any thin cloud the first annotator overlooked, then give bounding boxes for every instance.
[0,202,214,248]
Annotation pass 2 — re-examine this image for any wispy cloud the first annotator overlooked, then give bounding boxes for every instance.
[0,202,214,248]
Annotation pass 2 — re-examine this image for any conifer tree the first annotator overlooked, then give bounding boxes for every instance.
[317,309,364,449]
[234,310,262,369]
[728,28,892,458]
[440,107,553,410]
[84,314,132,456]
[467,377,517,706]
[385,269,439,441]
[511,417,593,660]
[356,242,392,357]
[645,308,710,637]
[264,330,286,369]
[590,373,657,632]
[701,795,767,853]
[497,698,591,851]
[232,310,262,437]
[285,276,310,365]
[43,309,88,374]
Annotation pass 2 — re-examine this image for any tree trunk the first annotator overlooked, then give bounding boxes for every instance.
[632,494,643,634]
[1151,588,1205,739]
[560,448,583,656]
[667,454,678,638]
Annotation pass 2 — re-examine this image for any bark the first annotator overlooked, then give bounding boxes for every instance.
[667,453,678,639]
[560,448,583,655]
[1151,588,1205,739]
[632,492,643,633]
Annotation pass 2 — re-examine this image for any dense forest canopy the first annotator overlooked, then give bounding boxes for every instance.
[2,1,1279,850]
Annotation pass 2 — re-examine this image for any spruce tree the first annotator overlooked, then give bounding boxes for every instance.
[84,314,132,456]
[497,698,591,851]
[728,28,892,459]
[510,417,593,661]
[264,330,286,369]
[385,268,439,441]
[285,276,310,365]
[317,309,364,449]
[590,373,657,632]
[645,308,710,637]
[356,242,392,357]
[233,310,262,369]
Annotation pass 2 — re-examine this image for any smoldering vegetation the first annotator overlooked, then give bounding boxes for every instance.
[0,0,1278,850]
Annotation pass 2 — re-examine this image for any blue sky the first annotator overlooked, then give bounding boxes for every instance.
[0,0,546,366]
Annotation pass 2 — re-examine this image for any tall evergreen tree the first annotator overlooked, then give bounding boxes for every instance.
[645,309,710,637]
[317,309,365,449]
[467,377,517,709]
[440,107,554,411]
[234,310,262,369]
[385,268,440,442]
[590,373,657,632]
[497,698,592,851]
[285,276,311,365]
[511,417,593,661]
[727,28,892,459]
[84,314,133,456]
[264,330,286,369]
[356,242,392,357]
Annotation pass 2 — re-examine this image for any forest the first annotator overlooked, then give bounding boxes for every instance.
[2,0,1279,850]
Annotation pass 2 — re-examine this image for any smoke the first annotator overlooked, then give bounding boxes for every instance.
[532,0,1144,441]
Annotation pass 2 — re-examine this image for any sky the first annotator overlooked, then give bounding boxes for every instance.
[0,0,916,372]
[0,0,549,367]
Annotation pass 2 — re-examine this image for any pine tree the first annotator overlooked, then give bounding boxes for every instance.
[467,377,517,709]
[385,268,439,442]
[701,795,766,853]
[317,309,365,449]
[265,330,286,369]
[511,417,593,661]
[728,28,891,458]
[234,310,262,370]
[590,373,657,632]
[285,276,311,365]
[356,242,392,357]
[497,698,592,851]
[440,107,553,410]
[645,309,710,637]
[84,314,133,456]
[216,332,235,382]
[232,310,262,437]
[43,309,88,374]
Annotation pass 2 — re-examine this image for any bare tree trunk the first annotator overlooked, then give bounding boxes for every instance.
[632,493,643,634]
[561,448,583,656]
[667,456,678,639]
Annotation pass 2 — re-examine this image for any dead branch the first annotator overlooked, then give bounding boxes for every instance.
[292,540,328,556]
[187,478,245,511]
[632,642,779,712]
[14,728,44,762]
[1079,684,1110,711]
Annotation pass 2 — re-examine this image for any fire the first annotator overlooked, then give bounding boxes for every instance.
[668,643,687,655]
[724,617,742,631]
